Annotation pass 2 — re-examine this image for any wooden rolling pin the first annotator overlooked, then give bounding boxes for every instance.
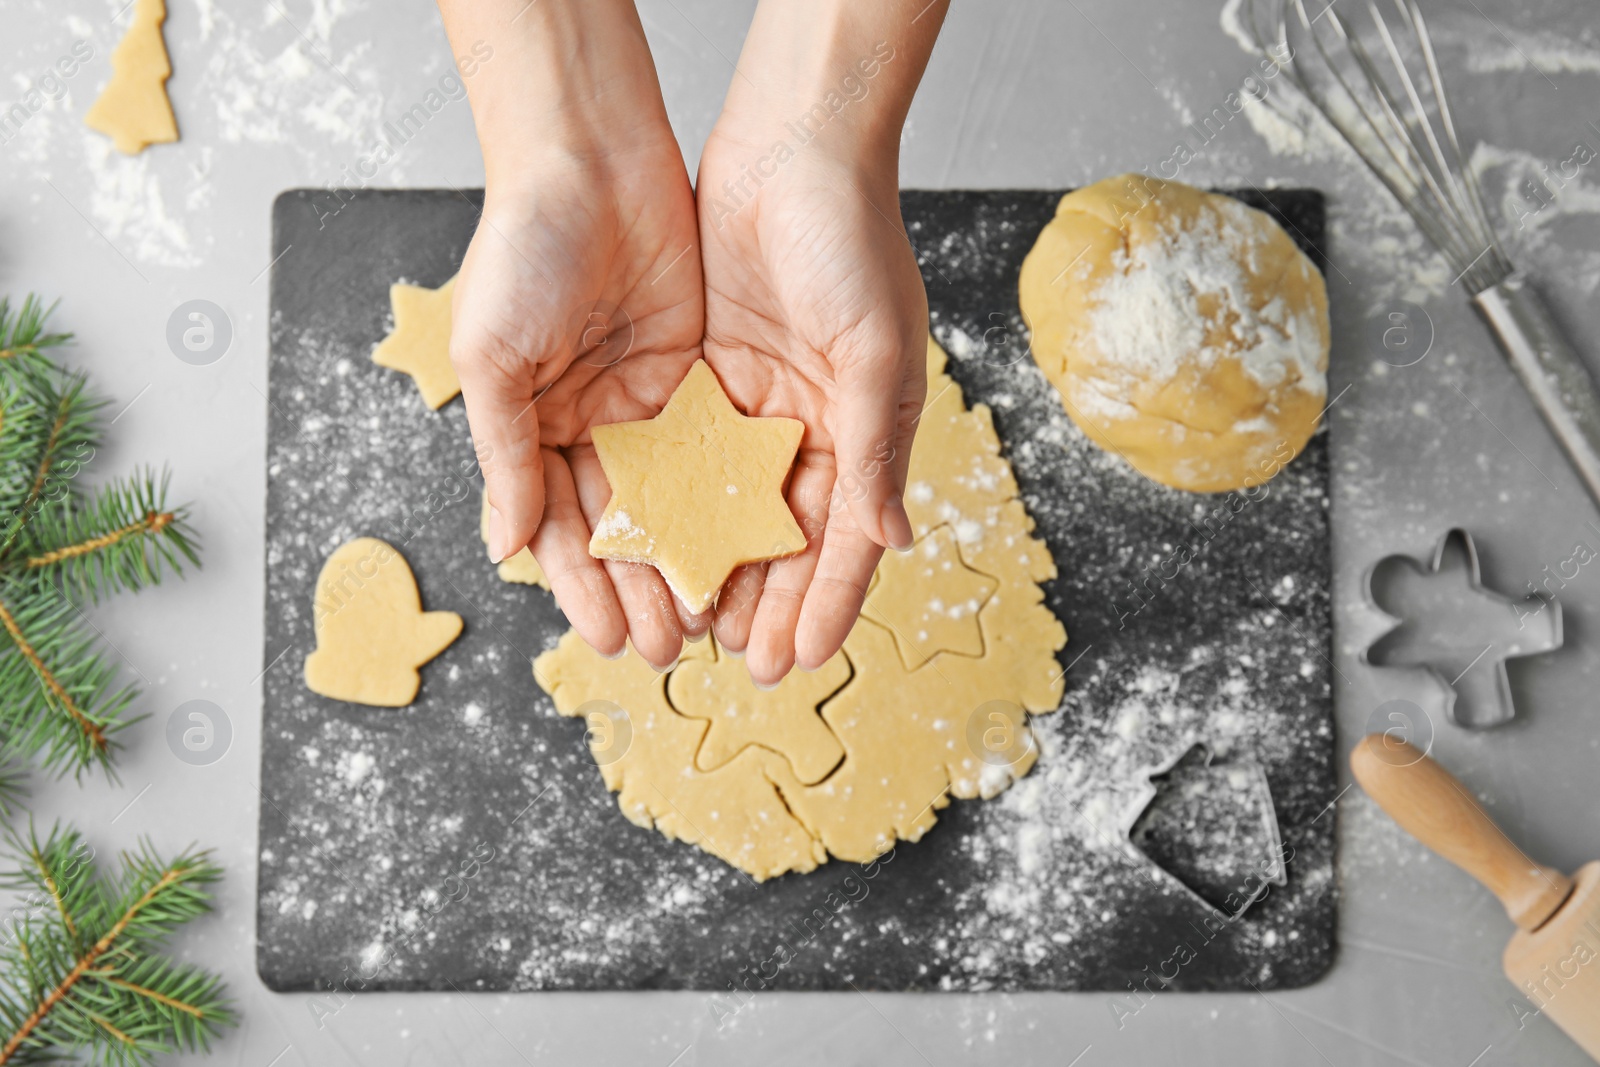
[1351,733,1600,1060]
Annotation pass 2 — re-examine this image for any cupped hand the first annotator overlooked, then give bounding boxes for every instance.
[450,135,708,669]
[695,129,929,685]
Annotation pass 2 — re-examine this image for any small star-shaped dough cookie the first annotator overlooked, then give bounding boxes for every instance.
[304,537,463,707]
[668,638,850,784]
[862,524,996,670]
[372,275,460,409]
[589,361,805,613]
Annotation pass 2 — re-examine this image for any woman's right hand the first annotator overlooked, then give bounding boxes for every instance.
[441,0,707,669]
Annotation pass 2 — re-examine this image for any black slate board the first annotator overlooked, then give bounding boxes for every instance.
[259,187,1336,993]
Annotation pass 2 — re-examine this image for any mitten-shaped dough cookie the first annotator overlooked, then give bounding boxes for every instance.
[304,538,462,707]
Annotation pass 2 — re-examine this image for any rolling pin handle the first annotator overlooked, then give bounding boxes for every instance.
[1350,733,1574,931]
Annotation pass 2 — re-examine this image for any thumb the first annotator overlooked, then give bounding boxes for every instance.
[832,340,924,551]
[453,343,545,565]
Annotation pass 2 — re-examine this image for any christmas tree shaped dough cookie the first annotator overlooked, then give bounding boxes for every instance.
[85,0,179,154]
[373,275,461,409]
[304,538,462,707]
[479,490,547,588]
[589,361,805,613]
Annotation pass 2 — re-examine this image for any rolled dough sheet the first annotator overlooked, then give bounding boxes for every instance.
[535,338,1067,879]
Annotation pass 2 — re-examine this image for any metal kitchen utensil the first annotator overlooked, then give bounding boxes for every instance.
[1125,743,1287,918]
[1362,528,1561,729]
[1241,0,1600,509]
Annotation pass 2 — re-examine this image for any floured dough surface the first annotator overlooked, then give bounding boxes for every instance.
[480,490,547,587]
[304,537,462,707]
[862,524,996,670]
[84,0,178,154]
[534,338,1067,879]
[535,632,829,879]
[372,275,461,409]
[1018,174,1329,493]
[588,361,805,613]
[670,644,849,785]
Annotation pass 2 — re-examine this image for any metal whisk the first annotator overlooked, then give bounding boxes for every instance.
[1241,0,1600,509]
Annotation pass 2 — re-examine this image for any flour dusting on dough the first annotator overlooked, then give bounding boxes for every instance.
[1089,198,1325,397]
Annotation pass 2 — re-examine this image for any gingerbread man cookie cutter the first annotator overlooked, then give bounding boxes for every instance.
[1362,528,1562,730]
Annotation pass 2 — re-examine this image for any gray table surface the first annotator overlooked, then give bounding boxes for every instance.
[3,0,1599,1063]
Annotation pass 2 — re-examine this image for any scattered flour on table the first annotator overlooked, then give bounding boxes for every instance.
[15,1,387,265]
[199,1,383,147]
[1434,24,1600,76]
[1469,142,1600,295]
[920,276,1335,984]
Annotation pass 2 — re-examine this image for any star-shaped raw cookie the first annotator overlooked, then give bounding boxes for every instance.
[589,361,805,613]
[668,638,849,785]
[862,525,996,670]
[372,275,460,409]
[304,537,463,707]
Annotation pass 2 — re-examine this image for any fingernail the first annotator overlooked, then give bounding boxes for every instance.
[723,645,745,658]
[881,497,914,552]
[752,677,781,692]
[487,505,507,563]
[684,629,709,643]
[796,660,818,673]
[650,654,682,674]
[601,643,627,661]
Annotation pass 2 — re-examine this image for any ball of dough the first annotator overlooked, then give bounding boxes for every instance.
[1019,174,1330,493]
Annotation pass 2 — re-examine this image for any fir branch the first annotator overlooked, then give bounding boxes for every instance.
[18,471,198,602]
[0,299,70,372]
[0,826,232,1065]
[0,295,204,784]
[10,828,96,954]
[0,577,135,778]
[0,371,100,558]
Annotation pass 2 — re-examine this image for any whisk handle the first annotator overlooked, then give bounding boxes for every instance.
[1472,274,1600,508]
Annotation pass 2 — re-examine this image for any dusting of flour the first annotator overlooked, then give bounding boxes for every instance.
[1089,199,1327,414]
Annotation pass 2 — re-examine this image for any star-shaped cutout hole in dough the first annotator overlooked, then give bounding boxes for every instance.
[589,361,805,613]
[372,275,460,409]
[861,524,996,670]
[304,537,463,707]
[668,638,850,785]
